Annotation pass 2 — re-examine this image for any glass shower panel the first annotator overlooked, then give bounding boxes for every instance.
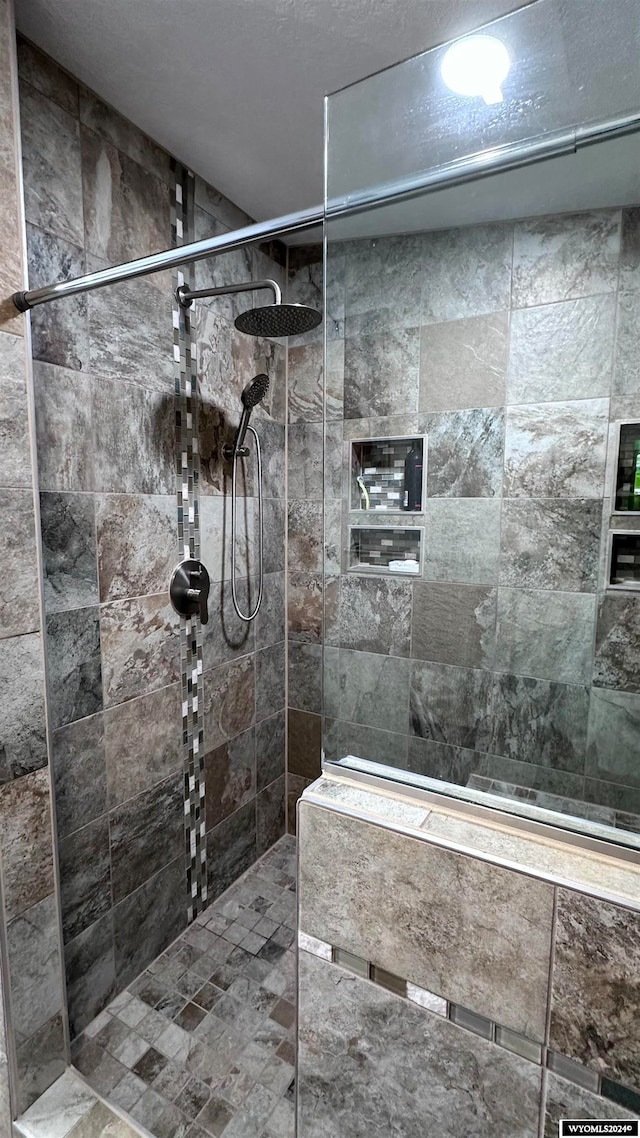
[323,1,640,847]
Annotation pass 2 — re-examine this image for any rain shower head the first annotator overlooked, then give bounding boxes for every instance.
[234,302,322,339]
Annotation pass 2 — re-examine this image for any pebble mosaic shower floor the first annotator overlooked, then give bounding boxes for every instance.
[71,837,297,1138]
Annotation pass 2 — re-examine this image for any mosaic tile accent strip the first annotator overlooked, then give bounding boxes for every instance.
[298,936,640,1113]
[172,164,206,920]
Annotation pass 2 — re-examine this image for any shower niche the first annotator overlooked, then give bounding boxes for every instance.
[348,524,423,575]
[347,434,426,575]
[613,421,640,513]
[350,435,426,512]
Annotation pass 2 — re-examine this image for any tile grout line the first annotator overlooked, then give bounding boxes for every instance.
[298,935,640,1113]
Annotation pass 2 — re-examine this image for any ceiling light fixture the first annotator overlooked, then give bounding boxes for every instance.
[441,34,511,106]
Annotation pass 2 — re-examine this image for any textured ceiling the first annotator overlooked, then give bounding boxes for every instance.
[15,0,528,223]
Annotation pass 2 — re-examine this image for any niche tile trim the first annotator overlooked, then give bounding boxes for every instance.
[172,166,207,919]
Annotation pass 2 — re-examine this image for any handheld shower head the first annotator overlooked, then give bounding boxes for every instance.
[241,373,270,409]
[229,373,270,456]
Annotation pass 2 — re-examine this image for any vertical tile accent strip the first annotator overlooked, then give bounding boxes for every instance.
[172,164,207,920]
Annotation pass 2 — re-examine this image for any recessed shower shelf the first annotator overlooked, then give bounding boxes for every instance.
[348,525,423,577]
[607,530,640,591]
[350,435,426,513]
[613,421,640,513]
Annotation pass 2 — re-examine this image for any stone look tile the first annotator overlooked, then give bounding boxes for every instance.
[423,499,501,584]
[0,487,40,637]
[543,1071,637,1138]
[207,801,257,902]
[65,913,117,1039]
[100,594,179,707]
[256,642,286,722]
[425,408,505,497]
[419,312,508,412]
[338,576,411,656]
[335,721,408,768]
[17,37,79,114]
[0,330,31,486]
[593,592,640,692]
[495,589,596,685]
[82,127,171,263]
[15,1012,66,1116]
[257,776,286,857]
[0,632,48,780]
[336,649,411,736]
[287,709,322,781]
[204,656,256,750]
[343,234,422,331]
[203,577,256,669]
[40,491,99,612]
[503,399,608,498]
[104,684,181,807]
[87,261,174,392]
[51,713,107,837]
[255,572,285,652]
[20,79,84,245]
[298,952,542,1138]
[287,643,322,714]
[508,296,616,403]
[550,890,640,1090]
[26,224,89,372]
[78,87,172,185]
[109,772,183,903]
[46,606,103,728]
[205,727,256,830]
[256,711,286,792]
[299,803,554,1040]
[613,290,640,396]
[512,210,621,307]
[499,499,602,593]
[91,376,175,496]
[288,500,323,574]
[287,571,323,643]
[114,856,186,987]
[586,687,640,789]
[96,494,176,602]
[287,422,323,500]
[489,674,589,773]
[419,223,513,325]
[7,893,63,1046]
[411,582,496,669]
[59,816,111,942]
[33,361,94,491]
[410,660,492,751]
[343,327,419,419]
[0,768,54,921]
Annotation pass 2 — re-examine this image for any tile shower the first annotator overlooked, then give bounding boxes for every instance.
[0,26,290,1121]
[319,208,640,833]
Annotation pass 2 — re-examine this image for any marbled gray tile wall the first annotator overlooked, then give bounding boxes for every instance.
[17,35,286,1056]
[297,800,640,1137]
[321,209,640,834]
[0,3,66,1116]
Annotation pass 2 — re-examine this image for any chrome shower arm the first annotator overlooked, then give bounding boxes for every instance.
[176,278,281,309]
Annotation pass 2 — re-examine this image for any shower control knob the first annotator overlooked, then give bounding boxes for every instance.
[169,559,210,625]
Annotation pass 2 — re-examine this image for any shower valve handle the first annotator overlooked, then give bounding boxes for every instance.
[169,559,210,625]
